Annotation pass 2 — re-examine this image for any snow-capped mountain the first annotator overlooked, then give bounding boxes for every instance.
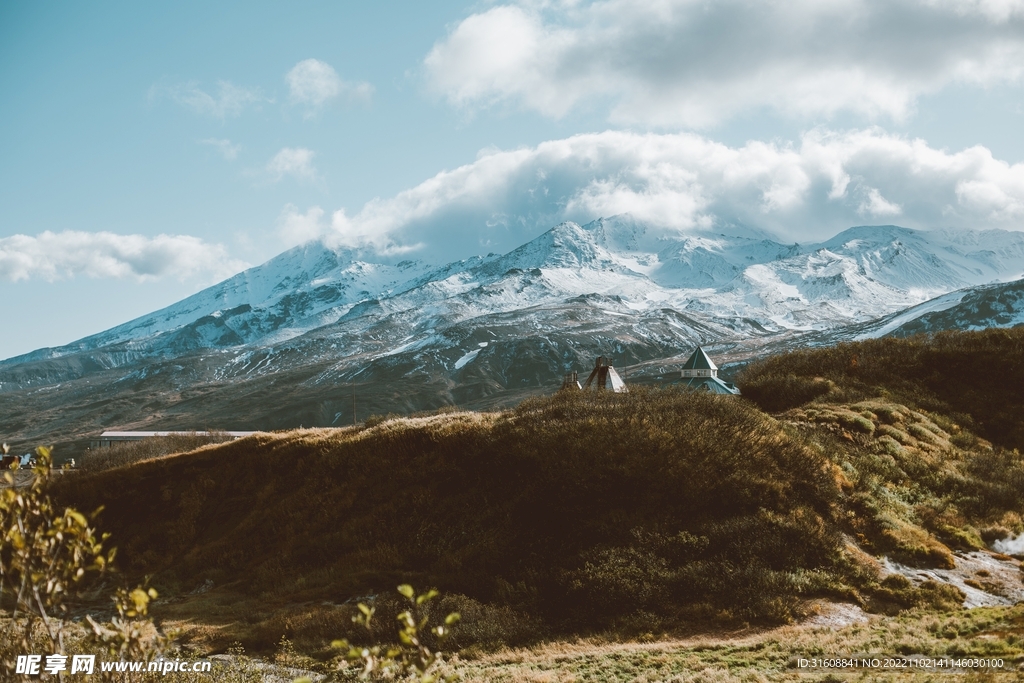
[12,245,433,361]
[3,217,1024,452]
[12,217,1024,367]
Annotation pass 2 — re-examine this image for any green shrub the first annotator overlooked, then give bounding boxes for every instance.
[1,447,166,681]
[326,584,460,683]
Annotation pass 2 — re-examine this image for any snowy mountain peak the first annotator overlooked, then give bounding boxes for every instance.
[821,224,920,249]
[488,221,615,271]
[8,219,1024,371]
[581,215,650,252]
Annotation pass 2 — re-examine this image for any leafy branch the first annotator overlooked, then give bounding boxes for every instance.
[299,584,460,682]
[1,445,165,681]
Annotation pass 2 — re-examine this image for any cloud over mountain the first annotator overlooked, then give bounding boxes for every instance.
[0,231,248,283]
[305,128,1024,259]
[425,0,1024,127]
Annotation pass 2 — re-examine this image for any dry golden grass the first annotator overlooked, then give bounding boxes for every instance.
[54,390,857,653]
[446,605,1024,682]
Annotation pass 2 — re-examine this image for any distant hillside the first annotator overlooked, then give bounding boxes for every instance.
[61,392,844,637]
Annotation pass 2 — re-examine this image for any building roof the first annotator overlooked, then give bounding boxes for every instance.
[680,376,741,395]
[681,347,717,371]
[98,431,257,438]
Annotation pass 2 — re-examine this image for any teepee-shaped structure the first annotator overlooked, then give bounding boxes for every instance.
[560,370,582,391]
[582,356,628,392]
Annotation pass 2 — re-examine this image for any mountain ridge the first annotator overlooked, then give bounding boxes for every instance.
[4,217,1024,455]
[9,219,1024,368]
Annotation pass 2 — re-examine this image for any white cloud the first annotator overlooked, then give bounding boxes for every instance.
[286,59,373,114]
[0,231,248,283]
[155,80,264,119]
[277,204,327,245]
[266,147,318,182]
[315,128,1024,259]
[201,138,241,161]
[859,188,903,216]
[424,0,1024,127]
[933,0,1024,22]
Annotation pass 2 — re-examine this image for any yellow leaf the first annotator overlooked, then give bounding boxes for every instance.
[66,510,88,527]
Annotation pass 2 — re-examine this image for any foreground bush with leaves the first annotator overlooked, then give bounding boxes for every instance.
[0,446,165,681]
[296,584,460,682]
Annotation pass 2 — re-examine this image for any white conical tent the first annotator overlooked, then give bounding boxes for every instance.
[582,356,628,393]
[606,366,627,392]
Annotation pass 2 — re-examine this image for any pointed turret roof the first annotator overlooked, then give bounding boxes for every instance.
[681,347,717,371]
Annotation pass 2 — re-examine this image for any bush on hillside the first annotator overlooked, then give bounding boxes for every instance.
[781,393,1024,570]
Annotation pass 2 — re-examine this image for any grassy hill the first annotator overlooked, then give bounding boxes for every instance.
[52,330,1024,657]
[739,327,1024,450]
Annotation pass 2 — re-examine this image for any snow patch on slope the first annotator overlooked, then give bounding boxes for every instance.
[454,348,481,369]
[854,290,970,340]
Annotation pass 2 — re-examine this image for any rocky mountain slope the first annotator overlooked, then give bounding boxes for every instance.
[791,278,1024,349]
[3,217,1024,455]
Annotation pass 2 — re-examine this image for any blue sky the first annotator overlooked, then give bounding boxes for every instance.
[2,0,1024,359]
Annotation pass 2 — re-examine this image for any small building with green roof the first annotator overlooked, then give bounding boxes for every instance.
[677,347,740,395]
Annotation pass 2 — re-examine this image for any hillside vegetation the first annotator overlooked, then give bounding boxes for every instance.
[51,330,1024,658]
[59,392,848,646]
[78,432,235,473]
[739,327,1024,450]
